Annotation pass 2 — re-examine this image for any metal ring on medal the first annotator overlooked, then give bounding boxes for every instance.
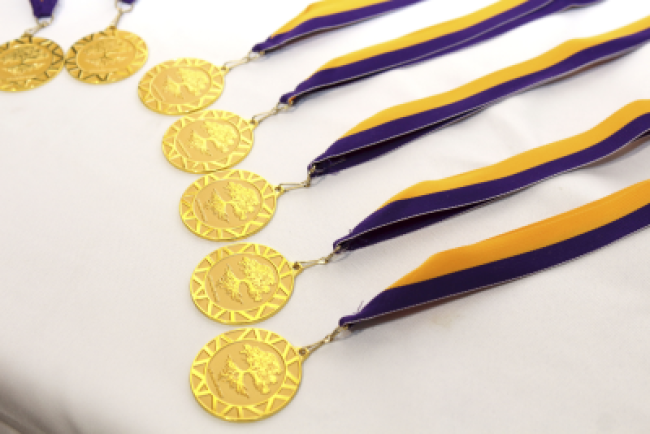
[191,244,298,325]
[65,28,148,84]
[163,110,255,173]
[191,328,303,422]
[138,58,225,115]
[180,170,278,241]
[0,36,64,92]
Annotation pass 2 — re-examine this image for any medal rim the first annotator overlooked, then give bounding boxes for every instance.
[0,36,64,92]
[64,28,148,84]
[163,109,256,174]
[179,169,279,242]
[190,328,303,422]
[138,58,225,115]
[190,243,298,325]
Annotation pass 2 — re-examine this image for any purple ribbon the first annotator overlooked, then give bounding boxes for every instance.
[309,25,650,190]
[339,200,650,326]
[280,0,601,105]
[253,0,424,54]
[29,0,58,18]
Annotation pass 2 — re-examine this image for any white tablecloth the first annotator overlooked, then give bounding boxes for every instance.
[2,0,650,432]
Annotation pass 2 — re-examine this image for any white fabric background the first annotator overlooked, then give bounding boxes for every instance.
[1,0,650,432]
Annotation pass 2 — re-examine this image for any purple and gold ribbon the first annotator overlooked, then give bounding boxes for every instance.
[340,180,650,326]
[310,16,650,179]
[335,100,650,252]
[29,0,58,18]
[279,0,601,105]
[252,0,424,54]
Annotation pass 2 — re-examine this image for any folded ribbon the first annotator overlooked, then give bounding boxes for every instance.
[336,100,650,252]
[340,179,650,326]
[312,16,650,179]
[280,0,601,105]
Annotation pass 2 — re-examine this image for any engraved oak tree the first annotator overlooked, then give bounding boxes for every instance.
[218,344,282,397]
[186,122,238,157]
[163,67,209,99]
[204,121,238,152]
[214,257,276,303]
[187,130,212,156]
[204,182,259,222]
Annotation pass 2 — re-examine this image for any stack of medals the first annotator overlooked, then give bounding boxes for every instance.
[136,0,649,423]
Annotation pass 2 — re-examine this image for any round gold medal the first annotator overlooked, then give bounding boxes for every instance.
[138,58,225,115]
[180,170,279,241]
[163,110,255,173]
[190,243,299,325]
[0,36,64,92]
[65,28,148,84]
[190,328,303,422]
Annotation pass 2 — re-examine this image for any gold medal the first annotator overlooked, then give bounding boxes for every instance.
[190,328,303,422]
[65,27,148,84]
[0,35,64,92]
[191,326,347,422]
[190,243,300,325]
[138,59,226,115]
[180,170,279,241]
[163,110,255,173]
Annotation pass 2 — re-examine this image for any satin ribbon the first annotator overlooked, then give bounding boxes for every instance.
[311,16,650,179]
[340,180,650,326]
[30,0,57,18]
[279,0,601,105]
[335,100,650,252]
[252,0,424,54]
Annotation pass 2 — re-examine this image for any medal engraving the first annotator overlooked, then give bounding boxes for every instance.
[138,58,225,115]
[0,36,63,92]
[163,110,255,173]
[65,28,147,84]
[191,244,298,324]
[180,170,278,241]
[191,328,303,422]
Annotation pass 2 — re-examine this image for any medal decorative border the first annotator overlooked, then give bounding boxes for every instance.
[163,110,255,174]
[0,36,64,92]
[180,169,278,241]
[190,243,297,324]
[65,28,148,84]
[190,328,303,422]
[138,58,225,115]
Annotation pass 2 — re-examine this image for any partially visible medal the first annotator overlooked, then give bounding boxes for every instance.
[0,1,64,92]
[65,1,148,84]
